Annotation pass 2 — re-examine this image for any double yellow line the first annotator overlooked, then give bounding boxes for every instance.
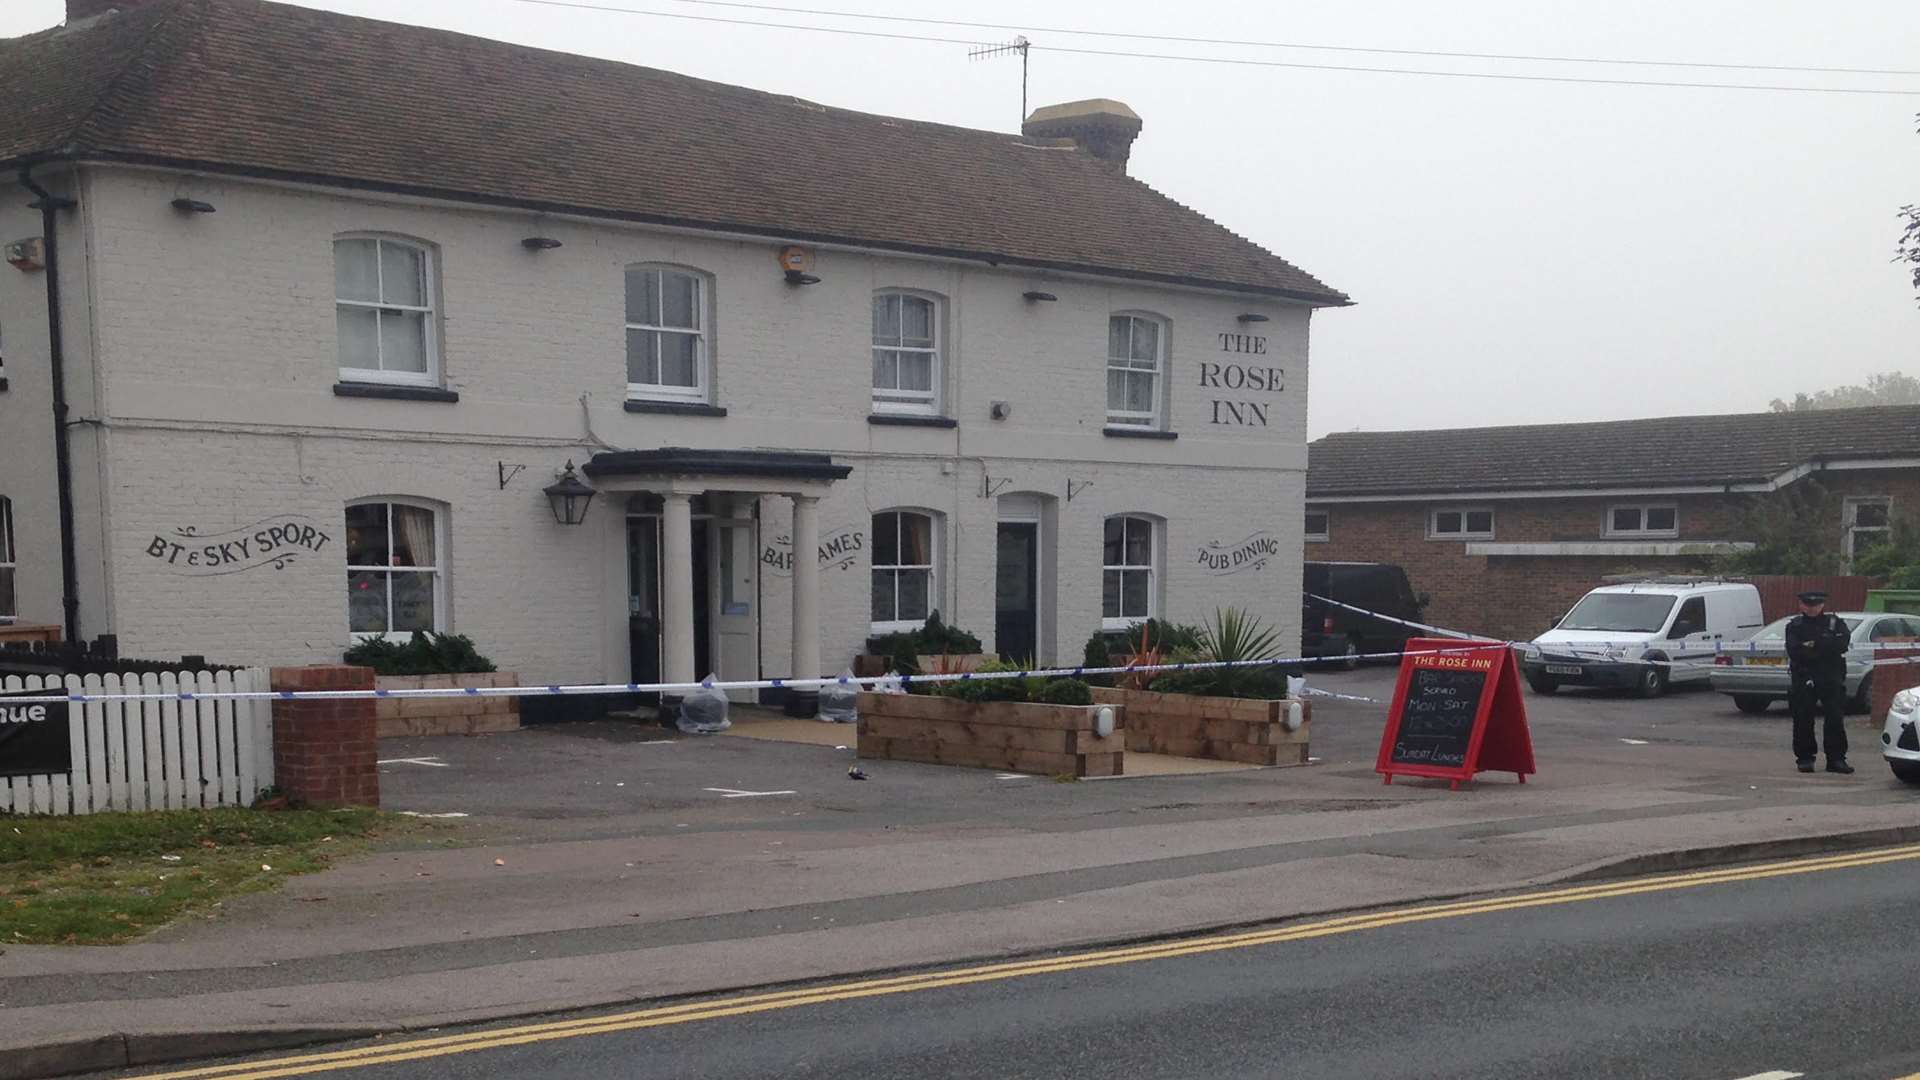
[135,842,1920,1080]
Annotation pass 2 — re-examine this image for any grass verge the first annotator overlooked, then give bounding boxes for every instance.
[0,807,435,945]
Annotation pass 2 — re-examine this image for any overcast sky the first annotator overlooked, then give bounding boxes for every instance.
[9,0,1919,438]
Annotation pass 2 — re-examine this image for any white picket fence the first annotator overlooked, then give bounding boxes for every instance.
[1,669,274,815]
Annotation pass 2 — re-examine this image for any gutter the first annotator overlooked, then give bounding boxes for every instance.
[17,166,82,644]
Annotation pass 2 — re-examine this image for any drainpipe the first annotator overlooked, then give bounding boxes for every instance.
[18,166,82,644]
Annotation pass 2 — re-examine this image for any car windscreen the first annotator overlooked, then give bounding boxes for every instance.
[1558,593,1677,633]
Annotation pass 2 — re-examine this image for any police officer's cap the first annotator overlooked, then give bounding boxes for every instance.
[1796,590,1829,605]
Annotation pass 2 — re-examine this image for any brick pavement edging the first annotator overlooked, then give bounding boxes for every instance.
[270,665,380,808]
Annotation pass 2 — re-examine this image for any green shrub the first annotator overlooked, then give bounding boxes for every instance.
[927,659,1093,707]
[343,631,498,676]
[866,611,984,675]
[1040,679,1093,706]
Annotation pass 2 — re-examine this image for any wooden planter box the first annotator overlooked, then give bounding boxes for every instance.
[375,672,521,738]
[856,692,1124,777]
[1090,687,1309,766]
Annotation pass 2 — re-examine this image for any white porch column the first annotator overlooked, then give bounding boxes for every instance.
[790,494,822,686]
[661,492,697,687]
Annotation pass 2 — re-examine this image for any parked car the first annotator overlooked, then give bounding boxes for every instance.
[1883,687,1920,785]
[1301,562,1427,667]
[1517,581,1765,698]
[1708,612,1920,715]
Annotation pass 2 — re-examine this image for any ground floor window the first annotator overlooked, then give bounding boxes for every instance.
[1103,514,1157,628]
[1305,509,1329,542]
[0,495,14,621]
[872,510,936,631]
[345,499,443,636]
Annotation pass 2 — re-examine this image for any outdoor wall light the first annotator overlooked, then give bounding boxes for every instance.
[170,198,216,214]
[543,461,597,525]
[1236,313,1270,323]
[1022,291,1058,302]
[1094,706,1116,738]
[521,236,563,251]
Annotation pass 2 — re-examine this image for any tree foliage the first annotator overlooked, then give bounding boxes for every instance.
[1715,480,1847,577]
[1901,112,1920,308]
[1769,371,1920,413]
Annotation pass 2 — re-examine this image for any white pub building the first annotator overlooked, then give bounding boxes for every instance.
[0,0,1348,715]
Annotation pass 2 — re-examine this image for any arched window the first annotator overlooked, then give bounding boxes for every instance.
[1102,514,1158,628]
[626,265,710,402]
[335,235,438,385]
[0,496,15,622]
[871,291,941,414]
[871,509,938,631]
[1106,313,1166,428]
[345,498,446,636]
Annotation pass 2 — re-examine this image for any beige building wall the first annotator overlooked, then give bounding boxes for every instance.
[42,166,1314,679]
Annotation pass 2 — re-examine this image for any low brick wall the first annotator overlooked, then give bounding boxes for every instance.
[271,665,379,808]
[856,692,1124,777]
[1873,647,1920,724]
[1090,687,1310,766]
[375,672,521,737]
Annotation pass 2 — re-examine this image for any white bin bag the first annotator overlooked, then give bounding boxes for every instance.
[677,676,731,734]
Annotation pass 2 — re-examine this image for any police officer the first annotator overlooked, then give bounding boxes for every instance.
[1785,590,1852,774]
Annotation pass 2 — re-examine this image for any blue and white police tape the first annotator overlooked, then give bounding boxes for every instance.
[0,643,1477,706]
[1304,594,1490,641]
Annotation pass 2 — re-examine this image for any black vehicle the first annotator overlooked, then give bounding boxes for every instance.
[1302,561,1427,667]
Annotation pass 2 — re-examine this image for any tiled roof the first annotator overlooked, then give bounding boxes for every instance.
[0,0,1348,304]
[1307,404,1920,497]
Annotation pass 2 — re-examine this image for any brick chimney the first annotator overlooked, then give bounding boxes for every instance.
[1022,99,1143,173]
[67,0,162,21]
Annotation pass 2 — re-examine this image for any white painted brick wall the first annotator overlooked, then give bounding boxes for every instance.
[56,166,1313,680]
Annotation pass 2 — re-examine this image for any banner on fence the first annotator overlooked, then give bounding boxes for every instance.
[0,688,71,777]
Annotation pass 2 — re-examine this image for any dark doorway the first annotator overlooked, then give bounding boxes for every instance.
[628,516,713,700]
[995,522,1039,663]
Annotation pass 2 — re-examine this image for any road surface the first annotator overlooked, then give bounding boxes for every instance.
[113,844,1920,1080]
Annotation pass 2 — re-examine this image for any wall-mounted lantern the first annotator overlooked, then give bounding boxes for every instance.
[543,461,596,525]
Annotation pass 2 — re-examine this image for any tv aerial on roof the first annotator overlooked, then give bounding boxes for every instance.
[969,36,1031,126]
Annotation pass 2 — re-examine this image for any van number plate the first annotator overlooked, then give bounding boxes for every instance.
[1544,664,1583,676]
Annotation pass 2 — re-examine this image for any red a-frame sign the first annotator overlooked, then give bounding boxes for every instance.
[1375,638,1536,790]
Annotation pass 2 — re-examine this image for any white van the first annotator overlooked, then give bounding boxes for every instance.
[1517,580,1765,698]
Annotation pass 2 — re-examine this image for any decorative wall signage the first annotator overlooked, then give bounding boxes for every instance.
[1202,332,1285,427]
[1196,531,1280,575]
[145,516,333,577]
[761,524,865,577]
[1,690,71,778]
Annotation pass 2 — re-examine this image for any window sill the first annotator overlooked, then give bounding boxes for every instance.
[1427,535,1496,542]
[625,400,728,417]
[334,382,459,403]
[1103,427,1177,440]
[1102,617,1149,632]
[868,414,957,429]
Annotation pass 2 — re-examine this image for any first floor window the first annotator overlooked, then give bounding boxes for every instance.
[1606,503,1678,537]
[346,500,443,635]
[626,266,707,400]
[872,292,940,413]
[1107,314,1165,427]
[1430,507,1494,540]
[1103,515,1156,627]
[1305,510,1330,542]
[335,236,436,383]
[872,510,935,630]
[0,496,14,621]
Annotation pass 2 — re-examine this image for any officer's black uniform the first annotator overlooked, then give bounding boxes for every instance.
[1784,591,1851,773]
